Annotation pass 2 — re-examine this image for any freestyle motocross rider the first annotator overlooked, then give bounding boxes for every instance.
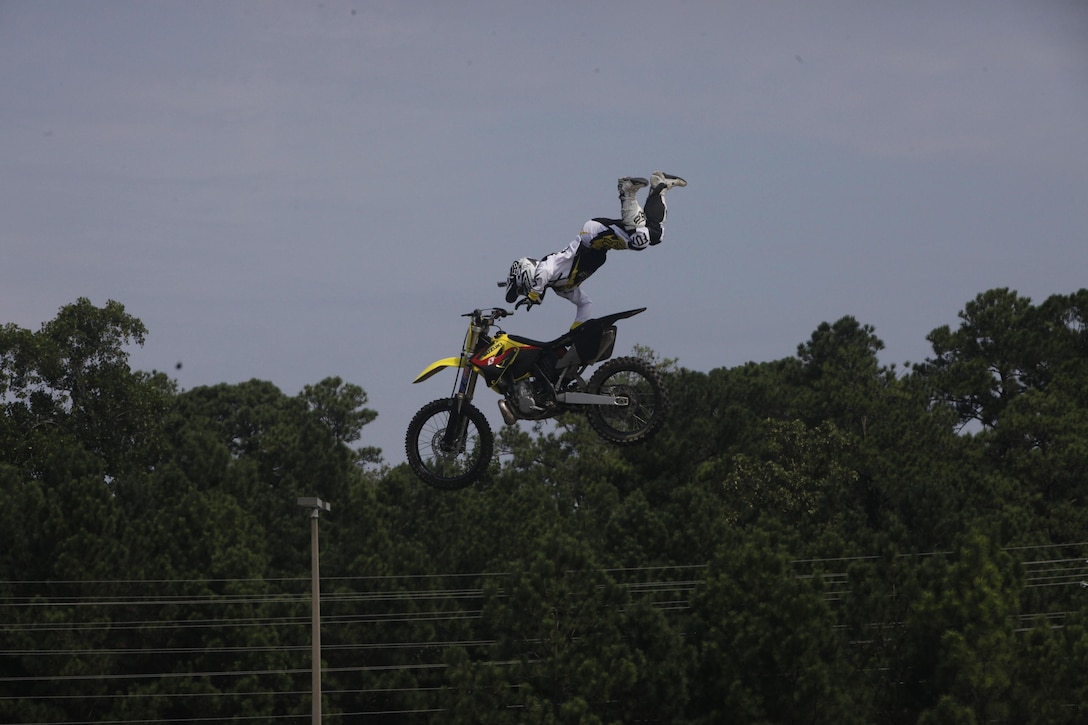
[504,171,687,327]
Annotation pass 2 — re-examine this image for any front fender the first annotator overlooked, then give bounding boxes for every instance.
[413,357,465,384]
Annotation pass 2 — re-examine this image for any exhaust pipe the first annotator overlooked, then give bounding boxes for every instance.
[497,399,518,426]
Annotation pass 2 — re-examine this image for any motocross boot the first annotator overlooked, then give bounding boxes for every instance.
[650,171,687,194]
[645,172,686,245]
[618,176,649,232]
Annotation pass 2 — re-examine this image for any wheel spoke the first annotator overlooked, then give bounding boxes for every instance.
[585,357,669,445]
[406,399,493,489]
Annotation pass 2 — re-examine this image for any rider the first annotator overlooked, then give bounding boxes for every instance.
[504,171,687,327]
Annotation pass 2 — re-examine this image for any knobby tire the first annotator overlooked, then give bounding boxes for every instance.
[405,398,493,490]
[585,356,670,445]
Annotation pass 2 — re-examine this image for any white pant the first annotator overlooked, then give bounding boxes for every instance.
[554,285,594,326]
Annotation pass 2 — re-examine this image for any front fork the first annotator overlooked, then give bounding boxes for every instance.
[441,322,484,450]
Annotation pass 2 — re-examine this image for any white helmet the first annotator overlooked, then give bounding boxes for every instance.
[505,257,537,303]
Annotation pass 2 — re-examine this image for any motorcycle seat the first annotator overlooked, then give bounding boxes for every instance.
[504,308,645,353]
[502,306,644,361]
[506,330,575,349]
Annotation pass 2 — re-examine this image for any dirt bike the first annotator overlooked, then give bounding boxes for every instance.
[405,306,670,490]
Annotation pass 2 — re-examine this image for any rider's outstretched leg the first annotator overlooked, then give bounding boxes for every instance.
[645,171,687,245]
[618,176,649,232]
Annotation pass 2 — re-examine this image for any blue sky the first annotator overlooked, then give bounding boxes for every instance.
[3,0,1086,465]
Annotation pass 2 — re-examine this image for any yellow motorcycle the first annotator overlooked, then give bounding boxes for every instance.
[406,307,669,489]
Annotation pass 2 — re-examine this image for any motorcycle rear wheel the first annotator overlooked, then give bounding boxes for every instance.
[585,356,669,445]
[405,398,493,490]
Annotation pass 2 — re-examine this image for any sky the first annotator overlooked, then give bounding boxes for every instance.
[3,0,1087,466]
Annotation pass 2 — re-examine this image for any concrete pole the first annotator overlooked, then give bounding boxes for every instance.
[310,508,321,725]
[297,497,330,725]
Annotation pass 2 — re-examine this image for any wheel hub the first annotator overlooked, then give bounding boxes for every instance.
[430,429,461,459]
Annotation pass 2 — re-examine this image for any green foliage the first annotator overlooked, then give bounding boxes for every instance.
[686,524,863,724]
[3,289,1088,723]
[0,297,173,479]
[0,299,376,723]
[906,531,1020,723]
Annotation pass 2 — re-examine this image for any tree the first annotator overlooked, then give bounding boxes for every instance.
[918,289,1088,538]
[0,297,172,479]
[8,289,1088,721]
[685,524,862,724]
[905,530,1020,723]
[300,376,380,462]
[920,288,1047,432]
[720,419,859,535]
[167,376,379,575]
[797,316,892,439]
[446,525,684,724]
[1009,618,1088,725]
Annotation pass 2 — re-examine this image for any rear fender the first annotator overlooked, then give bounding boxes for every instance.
[413,357,464,384]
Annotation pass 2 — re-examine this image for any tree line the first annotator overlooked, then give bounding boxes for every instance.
[2,289,1087,724]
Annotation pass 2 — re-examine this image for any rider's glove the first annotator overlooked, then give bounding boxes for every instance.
[516,289,542,310]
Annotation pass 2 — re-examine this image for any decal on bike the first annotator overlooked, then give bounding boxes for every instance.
[473,345,513,369]
[456,365,472,395]
[474,340,508,365]
[470,336,539,382]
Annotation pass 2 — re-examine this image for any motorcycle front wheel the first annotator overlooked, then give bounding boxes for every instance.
[585,356,670,445]
[405,398,493,490]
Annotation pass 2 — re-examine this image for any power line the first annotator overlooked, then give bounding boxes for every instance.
[4,541,1084,590]
[14,714,310,725]
[3,545,1084,721]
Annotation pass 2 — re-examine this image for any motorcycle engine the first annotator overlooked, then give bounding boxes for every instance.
[513,379,542,415]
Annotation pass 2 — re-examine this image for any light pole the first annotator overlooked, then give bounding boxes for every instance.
[297,496,331,724]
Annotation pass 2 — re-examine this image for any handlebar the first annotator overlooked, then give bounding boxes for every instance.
[462,307,511,325]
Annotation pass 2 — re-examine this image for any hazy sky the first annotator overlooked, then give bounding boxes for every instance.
[3,1,1086,465]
